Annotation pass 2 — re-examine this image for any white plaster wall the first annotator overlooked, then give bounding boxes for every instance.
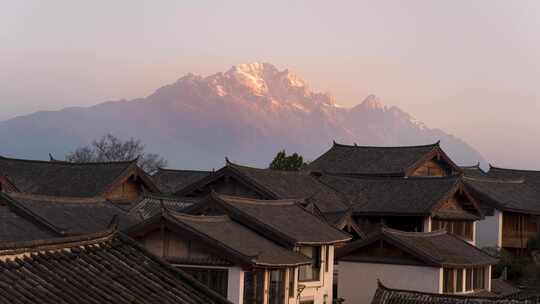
[486,265,492,292]
[299,246,334,304]
[423,217,432,232]
[471,221,477,246]
[338,262,440,304]
[228,267,244,304]
[476,210,502,249]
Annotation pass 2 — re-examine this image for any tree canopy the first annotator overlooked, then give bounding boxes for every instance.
[269,150,305,171]
[65,134,167,174]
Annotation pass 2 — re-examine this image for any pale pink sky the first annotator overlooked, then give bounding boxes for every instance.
[1,0,540,168]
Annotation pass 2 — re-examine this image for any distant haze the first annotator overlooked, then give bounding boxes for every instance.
[2,1,540,168]
[0,63,485,170]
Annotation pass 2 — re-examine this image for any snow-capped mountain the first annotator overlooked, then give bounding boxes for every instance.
[0,63,485,168]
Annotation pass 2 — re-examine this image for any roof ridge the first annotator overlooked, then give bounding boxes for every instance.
[0,155,137,166]
[214,192,351,244]
[216,193,300,206]
[157,167,212,173]
[489,164,540,173]
[227,161,309,176]
[382,227,448,237]
[8,192,108,203]
[0,228,116,257]
[170,212,231,223]
[323,172,460,181]
[463,176,525,184]
[332,140,440,149]
[140,193,199,201]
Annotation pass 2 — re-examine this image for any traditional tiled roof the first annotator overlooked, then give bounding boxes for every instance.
[487,166,540,182]
[177,161,350,214]
[461,163,488,178]
[371,281,535,304]
[4,193,135,235]
[305,141,459,175]
[201,192,352,246]
[463,176,540,214]
[337,227,497,267]
[166,212,311,267]
[128,194,198,221]
[0,156,158,197]
[491,278,521,297]
[0,228,231,304]
[153,168,211,194]
[319,174,481,219]
[322,209,366,239]
[0,193,60,242]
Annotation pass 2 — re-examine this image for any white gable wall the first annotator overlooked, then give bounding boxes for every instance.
[338,261,440,304]
[228,267,244,304]
[476,210,502,249]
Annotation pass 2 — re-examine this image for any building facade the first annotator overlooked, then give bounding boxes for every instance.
[336,228,497,304]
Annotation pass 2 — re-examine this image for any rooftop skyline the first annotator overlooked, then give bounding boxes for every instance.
[2,0,540,168]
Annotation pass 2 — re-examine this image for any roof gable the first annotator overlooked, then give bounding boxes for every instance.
[305,141,460,176]
[336,228,497,268]
[201,192,352,246]
[464,176,540,214]
[126,210,311,268]
[177,161,350,214]
[0,156,158,197]
[319,174,481,218]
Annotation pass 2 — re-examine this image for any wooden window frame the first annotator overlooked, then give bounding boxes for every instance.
[444,267,485,294]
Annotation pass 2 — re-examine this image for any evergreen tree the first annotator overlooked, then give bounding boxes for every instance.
[269,150,305,171]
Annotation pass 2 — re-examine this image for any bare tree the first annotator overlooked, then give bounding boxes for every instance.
[66,134,167,174]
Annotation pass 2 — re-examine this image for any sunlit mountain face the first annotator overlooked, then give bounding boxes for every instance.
[0,63,485,169]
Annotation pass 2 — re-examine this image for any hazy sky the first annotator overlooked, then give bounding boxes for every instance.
[2,0,540,168]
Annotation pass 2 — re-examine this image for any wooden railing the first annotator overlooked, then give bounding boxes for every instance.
[502,231,538,249]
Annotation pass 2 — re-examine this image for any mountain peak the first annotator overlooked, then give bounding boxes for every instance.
[360,94,385,110]
[222,62,307,95]
[0,63,486,170]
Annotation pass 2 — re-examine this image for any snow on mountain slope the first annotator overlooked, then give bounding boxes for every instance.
[0,63,485,169]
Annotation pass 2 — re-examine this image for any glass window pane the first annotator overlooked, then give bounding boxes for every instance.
[288,268,295,298]
[465,268,472,291]
[269,269,286,304]
[473,267,484,290]
[244,270,265,304]
[325,246,330,273]
[299,247,321,282]
[443,268,454,293]
[456,269,463,292]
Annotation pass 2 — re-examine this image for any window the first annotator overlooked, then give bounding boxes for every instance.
[473,267,485,290]
[465,268,473,291]
[443,268,455,293]
[244,270,265,304]
[456,269,463,292]
[268,269,286,304]
[432,220,473,241]
[288,268,295,298]
[325,246,330,272]
[299,246,321,282]
[181,267,228,297]
[444,268,485,294]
